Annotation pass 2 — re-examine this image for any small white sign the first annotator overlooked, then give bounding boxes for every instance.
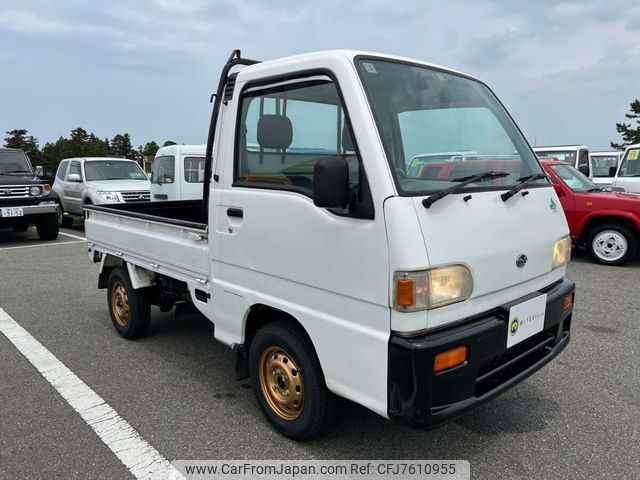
[506,294,547,348]
[1,207,24,218]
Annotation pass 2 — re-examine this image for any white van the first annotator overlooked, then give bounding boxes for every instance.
[612,143,640,193]
[534,145,591,177]
[150,145,206,201]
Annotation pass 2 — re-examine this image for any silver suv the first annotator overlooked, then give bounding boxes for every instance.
[52,157,150,226]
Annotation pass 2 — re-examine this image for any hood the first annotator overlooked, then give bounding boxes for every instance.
[386,185,569,332]
[86,179,150,191]
[0,173,42,186]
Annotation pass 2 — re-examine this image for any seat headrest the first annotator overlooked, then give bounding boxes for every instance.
[257,115,293,150]
[342,125,355,152]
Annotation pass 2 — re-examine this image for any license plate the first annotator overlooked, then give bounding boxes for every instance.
[1,207,24,218]
[506,294,547,348]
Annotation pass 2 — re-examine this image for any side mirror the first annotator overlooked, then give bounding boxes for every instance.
[553,183,566,197]
[67,173,82,182]
[578,164,589,176]
[35,165,44,177]
[609,166,617,177]
[313,157,351,208]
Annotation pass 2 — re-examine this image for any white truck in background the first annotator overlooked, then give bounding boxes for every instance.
[589,151,622,187]
[85,50,575,440]
[534,145,591,178]
[612,144,640,193]
[150,145,206,201]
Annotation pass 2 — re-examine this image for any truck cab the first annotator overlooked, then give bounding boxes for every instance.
[534,145,591,178]
[150,144,206,201]
[590,151,622,187]
[612,143,640,193]
[85,50,575,440]
[0,148,59,239]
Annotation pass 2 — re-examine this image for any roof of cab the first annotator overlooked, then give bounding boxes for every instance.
[60,157,136,162]
[533,145,588,151]
[155,144,206,156]
[235,50,477,83]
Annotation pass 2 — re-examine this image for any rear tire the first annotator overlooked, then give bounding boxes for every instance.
[589,224,637,266]
[106,266,151,339]
[36,213,59,240]
[249,321,336,441]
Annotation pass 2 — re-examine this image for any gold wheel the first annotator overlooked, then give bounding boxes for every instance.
[111,281,130,327]
[259,346,304,420]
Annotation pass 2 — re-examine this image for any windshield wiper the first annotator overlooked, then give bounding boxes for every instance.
[422,171,510,208]
[501,173,548,202]
[587,187,603,192]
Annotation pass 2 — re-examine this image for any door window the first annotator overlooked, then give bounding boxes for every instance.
[56,161,68,180]
[151,156,175,184]
[184,156,205,183]
[68,161,82,180]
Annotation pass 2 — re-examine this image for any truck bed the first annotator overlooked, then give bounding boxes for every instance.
[85,200,209,284]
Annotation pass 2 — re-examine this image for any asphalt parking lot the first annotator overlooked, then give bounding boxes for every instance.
[1,226,639,480]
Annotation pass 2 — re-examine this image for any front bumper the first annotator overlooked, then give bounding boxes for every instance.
[388,278,574,428]
[0,202,58,217]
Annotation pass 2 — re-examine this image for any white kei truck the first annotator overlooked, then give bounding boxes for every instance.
[85,50,575,441]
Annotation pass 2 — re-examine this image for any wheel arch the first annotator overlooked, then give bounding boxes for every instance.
[578,213,640,244]
[234,303,320,381]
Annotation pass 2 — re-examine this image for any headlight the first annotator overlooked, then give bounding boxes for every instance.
[29,186,43,196]
[96,191,120,202]
[552,235,572,269]
[393,265,473,312]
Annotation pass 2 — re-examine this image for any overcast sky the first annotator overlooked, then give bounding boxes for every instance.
[1,0,638,151]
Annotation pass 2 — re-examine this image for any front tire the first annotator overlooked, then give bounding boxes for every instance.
[107,267,151,339]
[36,213,59,240]
[249,321,336,441]
[589,224,637,266]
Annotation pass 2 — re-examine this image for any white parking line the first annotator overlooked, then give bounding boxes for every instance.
[0,309,184,480]
[0,240,85,251]
[58,231,87,241]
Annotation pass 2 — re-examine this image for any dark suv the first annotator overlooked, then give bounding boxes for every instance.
[0,148,59,240]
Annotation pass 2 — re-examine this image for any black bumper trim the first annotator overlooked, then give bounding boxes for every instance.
[388,278,575,428]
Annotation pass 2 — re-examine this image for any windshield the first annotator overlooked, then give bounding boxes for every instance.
[590,154,619,176]
[84,161,147,181]
[549,163,598,192]
[0,150,32,173]
[619,147,640,177]
[356,58,546,195]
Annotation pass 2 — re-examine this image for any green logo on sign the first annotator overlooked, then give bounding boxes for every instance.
[510,317,520,336]
[550,198,557,211]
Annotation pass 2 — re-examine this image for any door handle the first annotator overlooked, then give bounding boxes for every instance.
[226,208,243,218]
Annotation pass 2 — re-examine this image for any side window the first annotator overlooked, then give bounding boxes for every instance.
[578,149,589,168]
[68,161,82,180]
[151,156,175,184]
[235,78,363,200]
[56,161,68,180]
[184,156,205,183]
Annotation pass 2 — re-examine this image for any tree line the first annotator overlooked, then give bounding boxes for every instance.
[3,99,639,175]
[2,128,177,174]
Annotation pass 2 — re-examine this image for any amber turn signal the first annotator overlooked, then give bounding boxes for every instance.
[563,293,573,311]
[396,277,414,307]
[433,346,468,373]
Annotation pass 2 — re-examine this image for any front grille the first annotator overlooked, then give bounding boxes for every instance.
[0,185,29,199]
[475,325,561,397]
[120,191,150,202]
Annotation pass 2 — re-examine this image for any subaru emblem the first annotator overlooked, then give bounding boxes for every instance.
[516,254,528,268]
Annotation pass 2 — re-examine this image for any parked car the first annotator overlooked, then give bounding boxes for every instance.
[85,50,574,440]
[534,145,591,177]
[0,148,59,239]
[589,151,622,187]
[150,145,206,201]
[52,157,150,227]
[611,143,640,194]
[542,159,639,265]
